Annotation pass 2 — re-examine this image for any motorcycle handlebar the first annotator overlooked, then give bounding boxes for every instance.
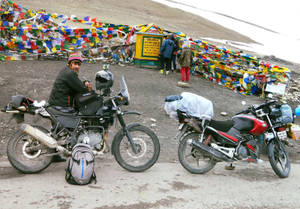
[235,109,250,115]
[236,100,277,116]
[255,100,276,110]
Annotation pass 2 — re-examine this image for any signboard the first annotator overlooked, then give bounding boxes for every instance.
[134,31,164,67]
[142,36,161,57]
[134,24,164,66]
[265,83,286,95]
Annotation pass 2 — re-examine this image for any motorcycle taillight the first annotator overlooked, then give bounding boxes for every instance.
[277,127,285,132]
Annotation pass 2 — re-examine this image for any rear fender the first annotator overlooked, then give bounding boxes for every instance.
[2,110,25,124]
[2,104,31,124]
[176,123,194,141]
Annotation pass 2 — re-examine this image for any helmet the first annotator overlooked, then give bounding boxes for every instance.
[68,52,83,63]
[95,70,114,94]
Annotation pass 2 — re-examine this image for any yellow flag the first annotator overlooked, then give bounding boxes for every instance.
[28,10,34,17]
[95,37,100,43]
[51,13,58,18]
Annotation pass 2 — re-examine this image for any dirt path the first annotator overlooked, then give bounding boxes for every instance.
[1,160,300,209]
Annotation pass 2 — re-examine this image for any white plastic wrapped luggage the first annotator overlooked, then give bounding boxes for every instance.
[164,92,214,120]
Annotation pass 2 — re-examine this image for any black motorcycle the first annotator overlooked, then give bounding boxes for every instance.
[3,74,160,174]
[175,100,293,178]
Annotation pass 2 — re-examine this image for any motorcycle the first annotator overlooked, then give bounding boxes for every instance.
[175,99,293,178]
[2,74,160,174]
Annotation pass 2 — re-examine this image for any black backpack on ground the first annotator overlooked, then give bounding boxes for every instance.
[65,143,97,185]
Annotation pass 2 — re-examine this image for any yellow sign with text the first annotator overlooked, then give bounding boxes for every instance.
[135,33,163,61]
[142,37,161,57]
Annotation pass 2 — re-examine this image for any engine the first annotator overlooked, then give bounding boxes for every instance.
[77,129,104,151]
[236,145,248,159]
[236,137,258,160]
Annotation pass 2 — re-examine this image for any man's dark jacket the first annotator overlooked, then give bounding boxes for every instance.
[160,38,175,59]
[48,66,88,107]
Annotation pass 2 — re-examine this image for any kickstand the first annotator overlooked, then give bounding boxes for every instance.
[225,163,235,170]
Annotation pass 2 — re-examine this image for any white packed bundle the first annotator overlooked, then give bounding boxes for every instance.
[164,92,214,120]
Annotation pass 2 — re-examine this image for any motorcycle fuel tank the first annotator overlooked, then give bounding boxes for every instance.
[232,115,268,135]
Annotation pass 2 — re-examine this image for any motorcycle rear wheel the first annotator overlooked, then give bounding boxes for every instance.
[178,132,216,174]
[267,140,290,178]
[7,126,54,174]
[112,124,160,172]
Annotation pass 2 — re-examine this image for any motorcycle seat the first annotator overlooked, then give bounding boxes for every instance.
[209,119,234,132]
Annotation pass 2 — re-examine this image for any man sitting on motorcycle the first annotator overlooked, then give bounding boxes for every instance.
[48,52,92,162]
[48,52,92,108]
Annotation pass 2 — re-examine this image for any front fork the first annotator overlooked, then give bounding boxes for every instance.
[264,115,282,144]
[116,110,139,154]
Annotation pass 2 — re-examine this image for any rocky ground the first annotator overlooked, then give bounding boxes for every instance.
[0,60,300,164]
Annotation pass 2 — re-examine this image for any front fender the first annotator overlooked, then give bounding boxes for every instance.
[111,123,143,155]
[122,110,141,116]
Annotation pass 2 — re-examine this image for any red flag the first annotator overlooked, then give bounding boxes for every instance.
[21,35,27,41]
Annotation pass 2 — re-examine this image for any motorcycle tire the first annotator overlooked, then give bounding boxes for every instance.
[112,124,160,172]
[267,140,290,178]
[7,125,54,174]
[178,132,216,174]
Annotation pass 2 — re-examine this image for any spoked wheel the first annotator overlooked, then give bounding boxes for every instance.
[112,124,160,172]
[178,132,216,174]
[7,126,55,174]
[267,140,290,178]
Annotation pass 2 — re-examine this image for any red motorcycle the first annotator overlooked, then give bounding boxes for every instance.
[177,100,292,178]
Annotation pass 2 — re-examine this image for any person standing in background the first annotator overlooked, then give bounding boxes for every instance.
[158,35,166,71]
[171,34,179,72]
[159,34,175,75]
[178,42,193,82]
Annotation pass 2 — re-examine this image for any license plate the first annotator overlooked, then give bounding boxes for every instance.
[277,131,287,140]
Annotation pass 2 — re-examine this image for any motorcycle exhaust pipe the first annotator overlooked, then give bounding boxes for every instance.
[187,139,233,162]
[21,124,59,149]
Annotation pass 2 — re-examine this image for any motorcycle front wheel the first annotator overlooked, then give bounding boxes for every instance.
[178,132,216,174]
[267,140,290,178]
[7,126,54,174]
[112,124,160,172]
